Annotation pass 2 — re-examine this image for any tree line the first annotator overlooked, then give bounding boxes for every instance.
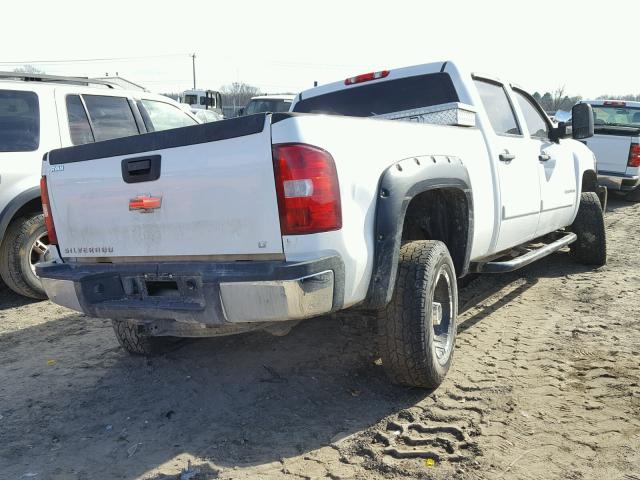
[532,86,581,113]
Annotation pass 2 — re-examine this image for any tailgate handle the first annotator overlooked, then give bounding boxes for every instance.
[121,155,161,184]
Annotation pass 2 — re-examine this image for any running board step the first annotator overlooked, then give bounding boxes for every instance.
[470,232,577,273]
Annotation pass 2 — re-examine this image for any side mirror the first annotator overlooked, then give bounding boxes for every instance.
[571,103,594,140]
[237,108,244,117]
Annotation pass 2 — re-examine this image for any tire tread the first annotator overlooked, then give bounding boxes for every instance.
[112,320,171,356]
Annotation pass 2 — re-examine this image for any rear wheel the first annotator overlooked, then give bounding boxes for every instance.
[0,214,48,299]
[377,240,458,389]
[570,192,607,266]
[112,320,174,356]
[624,187,640,203]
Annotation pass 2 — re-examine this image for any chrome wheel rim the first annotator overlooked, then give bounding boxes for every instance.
[431,266,454,365]
[29,233,49,276]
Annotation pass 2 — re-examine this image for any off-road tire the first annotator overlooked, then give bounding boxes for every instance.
[112,320,173,356]
[624,187,640,203]
[0,214,47,299]
[570,192,607,266]
[377,240,458,389]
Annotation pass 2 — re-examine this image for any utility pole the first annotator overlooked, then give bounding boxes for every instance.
[191,53,196,90]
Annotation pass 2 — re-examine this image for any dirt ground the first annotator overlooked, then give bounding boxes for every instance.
[1,198,639,480]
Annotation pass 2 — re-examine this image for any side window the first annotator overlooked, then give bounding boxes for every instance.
[66,95,95,145]
[0,90,39,152]
[474,80,521,136]
[82,95,139,142]
[513,90,548,139]
[139,100,198,132]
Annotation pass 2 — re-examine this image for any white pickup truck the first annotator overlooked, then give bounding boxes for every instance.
[579,100,640,201]
[37,61,606,388]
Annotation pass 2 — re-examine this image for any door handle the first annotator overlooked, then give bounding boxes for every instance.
[539,153,551,162]
[499,151,516,162]
[121,155,161,184]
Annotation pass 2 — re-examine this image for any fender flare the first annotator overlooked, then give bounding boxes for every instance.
[363,155,473,309]
[0,187,41,241]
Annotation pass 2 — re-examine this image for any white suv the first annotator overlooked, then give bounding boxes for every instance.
[0,72,199,298]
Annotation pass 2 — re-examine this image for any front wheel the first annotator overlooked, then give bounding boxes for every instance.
[570,192,607,266]
[377,240,458,389]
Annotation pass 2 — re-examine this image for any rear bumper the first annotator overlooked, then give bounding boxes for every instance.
[37,256,344,325]
[598,171,640,191]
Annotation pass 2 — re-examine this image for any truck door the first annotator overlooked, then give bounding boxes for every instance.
[511,89,577,235]
[474,79,541,252]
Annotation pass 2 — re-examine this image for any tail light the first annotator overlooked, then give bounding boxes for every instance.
[40,176,58,245]
[129,195,162,211]
[272,143,341,235]
[604,101,626,107]
[629,144,640,168]
[345,70,389,85]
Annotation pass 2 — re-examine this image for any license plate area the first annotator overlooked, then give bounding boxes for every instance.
[146,280,179,297]
[120,274,204,303]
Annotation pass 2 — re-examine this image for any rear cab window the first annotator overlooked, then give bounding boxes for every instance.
[292,72,459,117]
[0,89,39,152]
[591,105,640,127]
[246,99,293,115]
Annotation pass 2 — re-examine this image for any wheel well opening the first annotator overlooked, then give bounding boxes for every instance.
[1,197,42,245]
[13,197,42,221]
[582,170,598,193]
[401,188,469,276]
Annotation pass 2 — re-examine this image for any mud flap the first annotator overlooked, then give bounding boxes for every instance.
[597,185,608,213]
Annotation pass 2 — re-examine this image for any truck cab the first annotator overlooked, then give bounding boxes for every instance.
[579,100,640,200]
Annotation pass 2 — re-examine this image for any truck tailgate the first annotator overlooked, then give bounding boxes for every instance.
[45,114,284,259]
[586,132,633,174]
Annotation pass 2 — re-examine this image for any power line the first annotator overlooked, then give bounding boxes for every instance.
[0,53,190,65]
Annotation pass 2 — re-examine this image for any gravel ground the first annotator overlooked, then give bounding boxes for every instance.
[0,198,638,480]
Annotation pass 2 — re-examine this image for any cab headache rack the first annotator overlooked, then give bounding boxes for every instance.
[0,71,120,89]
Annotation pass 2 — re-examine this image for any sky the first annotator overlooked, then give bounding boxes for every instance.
[2,0,639,98]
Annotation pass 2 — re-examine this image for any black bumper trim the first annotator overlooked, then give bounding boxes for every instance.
[37,256,344,325]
